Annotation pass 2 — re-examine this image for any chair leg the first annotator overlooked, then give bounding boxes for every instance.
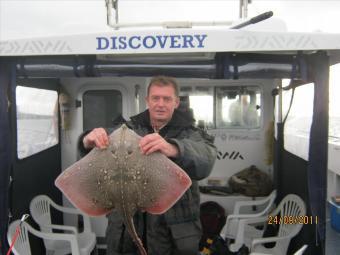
[91,246,99,255]
[46,250,55,255]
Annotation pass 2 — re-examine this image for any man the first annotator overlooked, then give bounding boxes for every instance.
[80,76,217,255]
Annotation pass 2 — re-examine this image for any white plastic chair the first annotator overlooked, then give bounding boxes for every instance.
[220,190,277,252]
[7,220,80,255]
[29,195,96,255]
[242,194,306,255]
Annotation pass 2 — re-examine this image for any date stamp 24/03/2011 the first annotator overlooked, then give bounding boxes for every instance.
[268,215,318,225]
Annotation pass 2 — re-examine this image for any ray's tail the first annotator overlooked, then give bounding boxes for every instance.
[124,216,147,255]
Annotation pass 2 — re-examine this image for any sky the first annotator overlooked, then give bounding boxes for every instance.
[1,0,340,39]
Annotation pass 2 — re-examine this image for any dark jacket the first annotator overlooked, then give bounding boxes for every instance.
[129,109,216,223]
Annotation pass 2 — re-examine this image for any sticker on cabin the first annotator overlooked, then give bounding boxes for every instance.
[217,151,244,160]
[209,132,261,142]
[96,34,207,51]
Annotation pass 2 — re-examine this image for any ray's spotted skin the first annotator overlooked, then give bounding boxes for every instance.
[55,124,192,255]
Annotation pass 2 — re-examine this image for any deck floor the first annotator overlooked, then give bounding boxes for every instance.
[326,209,340,255]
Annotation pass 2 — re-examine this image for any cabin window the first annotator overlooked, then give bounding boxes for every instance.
[329,63,340,144]
[179,86,214,129]
[282,61,340,159]
[215,86,261,129]
[83,90,123,130]
[281,80,314,160]
[180,85,261,129]
[16,86,58,159]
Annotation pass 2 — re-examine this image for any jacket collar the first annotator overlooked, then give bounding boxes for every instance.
[130,109,194,130]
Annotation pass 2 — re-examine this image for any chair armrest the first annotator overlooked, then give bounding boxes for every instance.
[35,230,77,242]
[233,200,265,213]
[227,215,268,237]
[251,235,290,251]
[223,213,263,237]
[233,200,255,214]
[45,223,78,234]
[222,214,268,239]
[51,203,93,232]
[227,211,269,221]
[233,190,277,215]
[53,203,82,215]
[226,215,268,252]
[23,222,81,255]
[241,215,269,226]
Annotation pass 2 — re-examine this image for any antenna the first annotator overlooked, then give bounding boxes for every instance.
[239,0,251,19]
[105,0,241,29]
[106,0,119,28]
[231,11,274,29]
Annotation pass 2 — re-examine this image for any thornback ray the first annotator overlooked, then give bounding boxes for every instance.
[55,124,192,255]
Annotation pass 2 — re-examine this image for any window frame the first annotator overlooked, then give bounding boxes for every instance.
[78,83,131,132]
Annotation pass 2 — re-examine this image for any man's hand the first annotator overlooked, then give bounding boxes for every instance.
[83,128,109,149]
[139,133,179,158]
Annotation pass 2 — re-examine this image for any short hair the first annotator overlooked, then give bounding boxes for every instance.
[147,76,179,97]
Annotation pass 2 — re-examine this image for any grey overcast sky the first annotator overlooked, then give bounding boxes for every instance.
[1,0,340,39]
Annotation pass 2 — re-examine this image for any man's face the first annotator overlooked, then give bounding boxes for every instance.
[146,83,179,124]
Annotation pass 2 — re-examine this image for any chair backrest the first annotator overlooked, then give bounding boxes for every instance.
[7,220,33,255]
[29,195,54,233]
[274,194,306,238]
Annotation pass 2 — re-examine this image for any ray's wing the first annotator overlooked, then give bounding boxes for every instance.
[137,152,192,214]
[55,138,121,216]
[124,128,192,215]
